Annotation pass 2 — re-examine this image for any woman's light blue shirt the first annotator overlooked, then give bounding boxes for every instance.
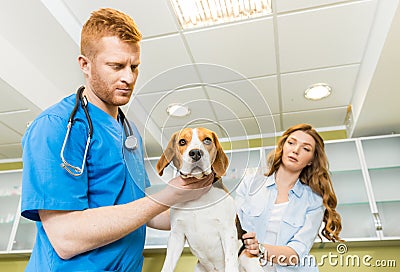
[236,174,324,271]
[21,93,150,271]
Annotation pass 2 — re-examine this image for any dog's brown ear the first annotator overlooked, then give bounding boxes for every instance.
[156,132,177,176]
[211,131,229,177]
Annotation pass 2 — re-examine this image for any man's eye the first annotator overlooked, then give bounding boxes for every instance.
[203,137,212,145]
[178,139,186,146]
[111,64,122,70]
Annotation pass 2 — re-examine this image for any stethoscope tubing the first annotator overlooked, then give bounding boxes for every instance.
[60,86,137,177]
[60,123,91,176]
[60,86,92,176]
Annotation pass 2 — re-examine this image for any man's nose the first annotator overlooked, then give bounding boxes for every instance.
[121,67,135,84]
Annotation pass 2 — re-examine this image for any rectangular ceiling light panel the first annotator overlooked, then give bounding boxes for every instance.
[170,0,272,29]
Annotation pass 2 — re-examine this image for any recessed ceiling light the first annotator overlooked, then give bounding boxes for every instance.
[167,103,190,117]
[304,83,332,100]
[170,0,272,30]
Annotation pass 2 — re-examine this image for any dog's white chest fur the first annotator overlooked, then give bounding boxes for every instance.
[163,186,241,272]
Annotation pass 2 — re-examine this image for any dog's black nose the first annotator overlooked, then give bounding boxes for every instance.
[189,149,203,161]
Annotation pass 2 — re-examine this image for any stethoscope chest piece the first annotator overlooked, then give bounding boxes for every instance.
[125,135,138,150]
[119,108,137,151]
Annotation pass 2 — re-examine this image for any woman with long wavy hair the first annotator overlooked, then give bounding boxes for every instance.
[236,123,342,271]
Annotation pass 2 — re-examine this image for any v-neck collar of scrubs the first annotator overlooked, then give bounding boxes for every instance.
[86,101,121,131]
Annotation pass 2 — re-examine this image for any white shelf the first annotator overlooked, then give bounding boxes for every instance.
[12,217,37,251]
[369,167,400,202]
[362,136,400,169]
[325,140,362,172]
[330,170,369,205]
[377,201,400,238]
[336,203,377,239]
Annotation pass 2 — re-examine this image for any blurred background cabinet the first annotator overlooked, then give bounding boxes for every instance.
[0,134,399,254]
[0,170,36,255]
[361,135,400,239]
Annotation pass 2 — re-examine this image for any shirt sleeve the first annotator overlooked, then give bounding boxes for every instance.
[286,193,324,260]
[21,114,90,221]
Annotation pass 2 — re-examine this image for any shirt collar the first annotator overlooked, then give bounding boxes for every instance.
[266,173,304,198]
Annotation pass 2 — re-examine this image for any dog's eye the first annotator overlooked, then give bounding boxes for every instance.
[178,139,186,146]
[203,137,212,145]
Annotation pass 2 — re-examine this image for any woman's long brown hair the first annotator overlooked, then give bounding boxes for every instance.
[266,124,342,242]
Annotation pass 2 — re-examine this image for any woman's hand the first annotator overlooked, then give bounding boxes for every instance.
[242,232,260,256]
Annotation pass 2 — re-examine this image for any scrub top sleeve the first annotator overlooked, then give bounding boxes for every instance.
[21,114,90,221]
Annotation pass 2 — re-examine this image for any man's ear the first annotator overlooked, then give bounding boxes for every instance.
[78,55,90,75]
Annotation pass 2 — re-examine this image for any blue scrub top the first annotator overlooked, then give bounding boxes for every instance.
[21,93,150,271]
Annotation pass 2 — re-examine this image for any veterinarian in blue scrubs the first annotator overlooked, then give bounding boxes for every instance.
[21,8,213,271]
[237,124,342,271]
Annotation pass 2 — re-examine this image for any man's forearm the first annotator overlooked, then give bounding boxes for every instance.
[39,195,168,259]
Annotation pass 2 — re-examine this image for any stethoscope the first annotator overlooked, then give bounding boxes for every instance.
[60,86,138,176]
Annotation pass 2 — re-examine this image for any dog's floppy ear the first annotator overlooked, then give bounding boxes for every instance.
[156,132,177,176]
[211,131,229,177]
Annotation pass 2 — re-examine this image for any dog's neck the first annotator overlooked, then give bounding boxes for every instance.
[177,170,228,193]
[212,174,230,193]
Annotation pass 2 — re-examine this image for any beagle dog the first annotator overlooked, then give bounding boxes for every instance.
[156,127,264,272]
[156,127,240,271]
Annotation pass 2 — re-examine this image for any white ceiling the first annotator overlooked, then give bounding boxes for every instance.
[0,0,399,160]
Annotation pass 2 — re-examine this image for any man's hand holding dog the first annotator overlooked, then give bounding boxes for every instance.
[153,173,214,207]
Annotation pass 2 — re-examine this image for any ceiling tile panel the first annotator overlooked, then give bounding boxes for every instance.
[205,76,279,121]
[132,86,216,129]
[282,107,348,129]
[0,122,23,145]
[135,35,198,92]
[250,77,281,115]
[0,111,37,136]
[63,0,179,37]
[217,114,280,139]
[0,79,35,113]
[184,18,276,79]
[281,64,359,112]
[278,0,377,73]
[276,0,354,13]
